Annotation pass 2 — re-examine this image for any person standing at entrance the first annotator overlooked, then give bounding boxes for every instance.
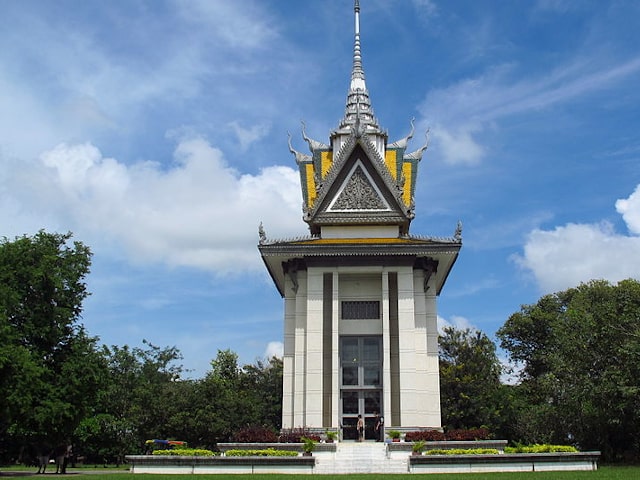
[374,412,384,442]
[356,415,364,442]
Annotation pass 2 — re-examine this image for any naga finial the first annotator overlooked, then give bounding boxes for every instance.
[454,220,463,241]
[288,131,311,165]
[301,121,328,151]
[405,129,430,161]
[258,222,267,245]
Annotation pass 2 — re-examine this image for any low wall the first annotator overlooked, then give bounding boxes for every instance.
[125,455,315,474]
[126,444,600,475]
[409,452,601,474]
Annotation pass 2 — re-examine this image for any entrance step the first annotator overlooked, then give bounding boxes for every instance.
[314,442,408,474]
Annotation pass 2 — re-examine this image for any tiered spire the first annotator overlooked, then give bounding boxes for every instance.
[332,0,384,139]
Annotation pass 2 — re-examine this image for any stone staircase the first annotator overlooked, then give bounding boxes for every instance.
[314,441,408,474]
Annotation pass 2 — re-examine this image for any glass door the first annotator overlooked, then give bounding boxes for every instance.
[340,337,382,440]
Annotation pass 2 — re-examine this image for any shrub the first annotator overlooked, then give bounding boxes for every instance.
[405,428,491,442]
[405,430,446,442]
[279,427,320,443]
[301,437,316,454]
[325,430,338,441]
[445,428,491,441]
[231,425,279,443]
[412,440,426,453]
[225,449,298,457]
[505,444,578,454]
[153,449,217,456]
[425,448,499,455]
[387,430,402,440]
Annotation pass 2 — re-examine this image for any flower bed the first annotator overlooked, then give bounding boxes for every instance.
[425,448,500,455]
[225,448,298,457]
[153,449,217,456]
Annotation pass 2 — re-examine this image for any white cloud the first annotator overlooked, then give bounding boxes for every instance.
[419,57,640,165]
[264,341,283,359]
[615,184,640,235]
[514,186,640,293]
[430,125,484,166]
[437,314,477,334]
[228,121,272,152]
[5,137,304,274]
[412,0,438,18]
[173,0,277,50]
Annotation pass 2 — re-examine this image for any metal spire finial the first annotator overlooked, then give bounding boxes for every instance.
[351,0,365,90]
[334,0,383,137]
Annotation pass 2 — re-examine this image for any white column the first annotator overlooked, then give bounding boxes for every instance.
[293,272,307,427]
[281,273,296,429]
[331,271,340,429]
[412,268,432,427]
[305,268,324,427]
[381,270,392,429]
[424,271,442,427]
[397,267,417,426]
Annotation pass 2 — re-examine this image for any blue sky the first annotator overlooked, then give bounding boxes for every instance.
[2,0,639,379]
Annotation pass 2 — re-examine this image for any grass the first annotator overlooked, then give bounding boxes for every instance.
[1,465,639,479]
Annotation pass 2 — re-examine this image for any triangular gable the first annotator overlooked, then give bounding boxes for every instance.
[328,161,391,212]
[303,141,412,234]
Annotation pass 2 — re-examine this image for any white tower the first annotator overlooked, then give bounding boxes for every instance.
[259,0,461,439]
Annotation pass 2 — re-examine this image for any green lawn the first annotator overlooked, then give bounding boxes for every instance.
[2,465,640,479]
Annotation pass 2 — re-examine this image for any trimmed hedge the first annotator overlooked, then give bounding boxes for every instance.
[278,427,321,443]
[405,428,491,442]
[225,448,299,457]
[425,448,500,455]
[231,425,279,443]
[152,448,217,456]
[505,444,578,454]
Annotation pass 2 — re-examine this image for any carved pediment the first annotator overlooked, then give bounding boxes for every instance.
[328,162,391,212]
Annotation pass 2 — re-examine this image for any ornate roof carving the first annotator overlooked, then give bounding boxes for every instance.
[329,164,389,211]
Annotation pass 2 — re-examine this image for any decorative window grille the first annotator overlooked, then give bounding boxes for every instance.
[341,301,380,319]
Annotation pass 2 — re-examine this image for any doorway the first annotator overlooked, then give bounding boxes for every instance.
[340,336,382,440]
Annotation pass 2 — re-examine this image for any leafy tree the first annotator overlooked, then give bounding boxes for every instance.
[439,327,504,433]
[0,231,105,460]
[240,356,283,430]
[85,341,188,461]
[498,279,640,461]
[194,349,246,445]
[185,351,283,448]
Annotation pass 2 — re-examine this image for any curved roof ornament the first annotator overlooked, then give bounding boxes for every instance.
[288,131,312,165]
[301,121,328,151]
[389,118,416,149]
[405,129,430,161]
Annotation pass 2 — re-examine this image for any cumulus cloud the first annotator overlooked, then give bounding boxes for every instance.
[264,341,283,359]
[5,137,304,274]
[615,184,640,235]
[514,186,640,293]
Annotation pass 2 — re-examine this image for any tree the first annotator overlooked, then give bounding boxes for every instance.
[193,349,247,445]
[497,279,640,461]
[240,356,283,431]
[439,327,504,433]
[0,231,105,460]
[84,341,188,462]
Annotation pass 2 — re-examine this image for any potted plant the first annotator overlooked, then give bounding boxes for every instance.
[412,440,426,455]
[301,437,316,456]
[388,430,402,442]
[325,430,338,443]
